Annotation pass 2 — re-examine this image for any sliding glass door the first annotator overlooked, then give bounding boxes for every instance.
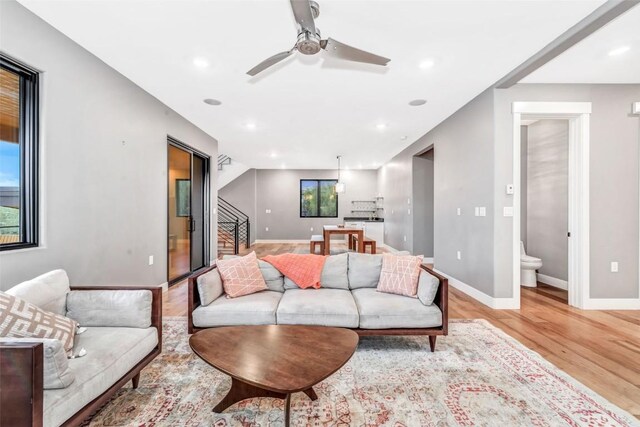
[167,138,209,284]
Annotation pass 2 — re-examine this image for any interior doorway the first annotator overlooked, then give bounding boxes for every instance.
[520,118,569,303]
[512,102,591,309]
[413,146,435,263]
[167,137,210,284]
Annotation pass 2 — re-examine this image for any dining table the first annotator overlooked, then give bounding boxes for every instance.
[322,225,364,255]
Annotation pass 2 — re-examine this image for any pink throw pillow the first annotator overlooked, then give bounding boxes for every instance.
[377,253,424,297]
[216,252,267,298]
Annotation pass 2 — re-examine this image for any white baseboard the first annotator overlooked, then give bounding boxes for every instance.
[582,298,640,310]
[434,268,520,310]
[537,274,568,290]
[254,239,312,244]
[159,282,168,292]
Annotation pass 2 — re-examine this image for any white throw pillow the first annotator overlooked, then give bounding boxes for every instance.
[417,271,440,306]
[6,270,70,316]
[197,268,224,306]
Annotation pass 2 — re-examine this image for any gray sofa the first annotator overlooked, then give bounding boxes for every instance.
[188,253,448,351]
[0,270,162,427]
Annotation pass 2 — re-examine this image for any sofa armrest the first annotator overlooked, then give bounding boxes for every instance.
[187,266,216,334]
[70,285,162,350]
[0,341,44,427]
[420,266,448,335]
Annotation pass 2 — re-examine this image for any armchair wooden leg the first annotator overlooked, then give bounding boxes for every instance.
[132,372,140,389]
[428,336,437,352]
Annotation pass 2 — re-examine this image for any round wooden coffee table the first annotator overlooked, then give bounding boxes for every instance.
[189,325,359,426]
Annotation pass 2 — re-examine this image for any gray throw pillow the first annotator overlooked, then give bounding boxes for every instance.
[258,260,285,292]
[197,269,224,306]
[0,338,75,389]
[66,290,152,328]
[321,253,349,290]
[417,271,440,306]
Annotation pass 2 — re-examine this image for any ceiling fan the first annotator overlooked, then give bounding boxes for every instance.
[247,0,390,76]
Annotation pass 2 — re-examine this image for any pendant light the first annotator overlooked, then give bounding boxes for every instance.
[335,155,346,193]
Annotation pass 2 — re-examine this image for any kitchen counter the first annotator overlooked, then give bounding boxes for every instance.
[343,217,384,222]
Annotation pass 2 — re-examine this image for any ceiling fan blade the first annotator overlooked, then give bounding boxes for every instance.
[321,38,390,66]
[290,0,316,34]
[246,49,296,76]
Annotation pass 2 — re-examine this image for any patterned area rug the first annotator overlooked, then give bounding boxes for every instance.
[87,318,639,426]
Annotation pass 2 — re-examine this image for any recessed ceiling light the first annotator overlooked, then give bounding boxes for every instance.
[409,99,427,106]
[400,135,407,140]
[281,163,286,169]
[203,98,221,106]
[270,152,277,158]
[419,59,435,69]
[372,162,379,167]
[193,57,209,68]
[358,164,363,169]
[245,122,256,130]
[608,46,630,56]
[376,123,387,130]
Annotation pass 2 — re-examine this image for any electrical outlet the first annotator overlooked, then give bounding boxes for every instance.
[265,227,269,232]
[611,262,619,273]
[503,207,514,217]
[148,255,154,266]
[310,227,314,231]
[213,207,217,215]
[407,198,411,205]
[403,235,407,242]
[265,209,271,214]
[457,207,461,216]
[457,251,461,260]
[407,209,411,215]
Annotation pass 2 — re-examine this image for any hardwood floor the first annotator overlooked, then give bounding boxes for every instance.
[164,243,640,418]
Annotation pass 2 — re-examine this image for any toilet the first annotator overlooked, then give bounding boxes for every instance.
[520,242,543,287]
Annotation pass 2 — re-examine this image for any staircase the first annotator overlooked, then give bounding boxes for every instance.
[217,196,250,257]
[217,154,250,190]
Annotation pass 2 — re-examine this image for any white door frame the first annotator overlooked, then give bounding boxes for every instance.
[512,102,591,309]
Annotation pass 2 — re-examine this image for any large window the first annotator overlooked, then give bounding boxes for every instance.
[0,55,39,250]
[300,179,338,218]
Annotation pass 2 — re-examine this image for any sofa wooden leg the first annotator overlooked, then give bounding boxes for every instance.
[429,336,437,352]
[132,372,140,389]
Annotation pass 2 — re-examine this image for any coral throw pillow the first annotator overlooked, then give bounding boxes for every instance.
[0,291,78,355]
[376,253,424,297]
[216,252,268,298]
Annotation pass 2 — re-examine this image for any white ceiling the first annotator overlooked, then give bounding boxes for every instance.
[523,5,640,84]
[19,0,605,169]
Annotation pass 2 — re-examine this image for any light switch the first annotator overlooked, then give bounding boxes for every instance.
[457,251,461,260]
[407,209,411,215]
[148,255,154,266]
[479,207,486,217]
[266,209,271,214]
[407,198,411,205]
[457,208,461,216]
[474,207,480,216]
[265,227,269,231]
[310,227,314,231]
[403,235,407,242]
[503,207,514,217]
[611,262,619,273]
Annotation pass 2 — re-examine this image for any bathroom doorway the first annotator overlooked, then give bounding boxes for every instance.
[520,118,569,303]
[512,102,591,309]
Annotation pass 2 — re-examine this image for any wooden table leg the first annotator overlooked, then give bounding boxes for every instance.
[213,378,285,413]
[357,230,364,253]
[284,393,291,427]
[323,230,330,255]
[303,387,318,401]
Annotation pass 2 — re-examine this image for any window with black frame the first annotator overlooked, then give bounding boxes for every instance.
[0,55,39,250]
[300,179,338,218]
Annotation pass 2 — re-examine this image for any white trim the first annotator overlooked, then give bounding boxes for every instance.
[423,257,434,264]
[581,298,640,310]
[159,282,169,292]
[512,102,591,115]
[254,239,311,244]
[537,274,568,290]
[434,269,519,310]
[513,102,591,309]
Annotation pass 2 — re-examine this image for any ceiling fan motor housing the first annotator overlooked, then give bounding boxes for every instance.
[296,29,322,55]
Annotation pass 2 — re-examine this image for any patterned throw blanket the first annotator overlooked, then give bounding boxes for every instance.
[262,253,326,289]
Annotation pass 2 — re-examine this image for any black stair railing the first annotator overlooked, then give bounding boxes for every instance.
[217,196,250,255]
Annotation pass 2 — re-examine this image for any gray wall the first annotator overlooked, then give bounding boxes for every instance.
[525,119,569,281]
[412,152,434,257]
[378,89,496,295]
[520,126,528,247]
[219,169,257,244]
[494,84,640,299]
[0,1,218,289]
[256,169,378,240]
